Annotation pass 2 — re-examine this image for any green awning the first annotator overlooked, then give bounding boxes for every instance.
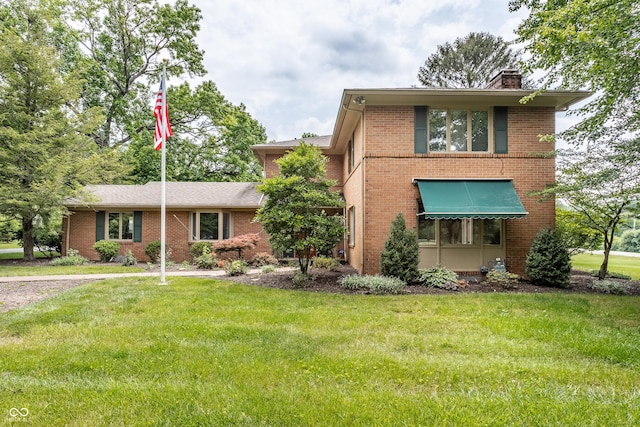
[415,179,528,219]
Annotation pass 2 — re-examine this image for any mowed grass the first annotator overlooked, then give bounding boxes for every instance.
[572,252,640,280]
[1,278,639,426]
[0,264,145,276]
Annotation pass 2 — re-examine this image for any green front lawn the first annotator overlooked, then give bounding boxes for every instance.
[0,264,145,276]
[572,252,640,280]
[1,277,638,425]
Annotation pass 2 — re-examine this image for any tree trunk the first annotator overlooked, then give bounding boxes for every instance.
[22,217,35,261]
[598,229,614,280]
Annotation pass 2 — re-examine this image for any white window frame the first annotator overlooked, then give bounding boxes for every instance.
[106,211,134,241]
[428,109,490,153]
[190,211,232,241]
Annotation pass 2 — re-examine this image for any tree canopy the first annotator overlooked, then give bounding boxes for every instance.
[62,0,206,148]
[417,32,524,88]
[124,81,266,183]
[254,142,345,275]
[511,0,640,150]
[0,2,124,260]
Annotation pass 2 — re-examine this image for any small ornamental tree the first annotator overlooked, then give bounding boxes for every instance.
[525,228,571,288]
[380,213,419,283]
[212,233,260,260]
[255,142,345,275]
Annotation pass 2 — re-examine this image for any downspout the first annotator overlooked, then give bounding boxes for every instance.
[360,113,366,273]
[66,214,71,256]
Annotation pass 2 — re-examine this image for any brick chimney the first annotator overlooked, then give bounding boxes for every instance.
[486,70,522,89]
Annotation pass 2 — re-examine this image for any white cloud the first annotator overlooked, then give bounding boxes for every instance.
[187,0,556,141]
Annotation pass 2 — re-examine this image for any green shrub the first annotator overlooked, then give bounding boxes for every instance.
[417,267,458,289]
[190,241,212,259]
[261,264,276,273]
[525,228,571,288]
[251,252,279,267]
[121,250,137,266]
[292,271,311,287]
[50,249,88,266]
[93,240,120,263]
[588,279,631,295]
[485,270,519,289]
[589,270,632,280]
[339,275,406,294]
[618,229,640,253]
[380,213,419,283]
[195,247,217,270]
[312,255,340,271]
[224,259,248,276]
[145,240,161,263]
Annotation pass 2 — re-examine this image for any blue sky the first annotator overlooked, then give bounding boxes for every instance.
[186,0,579,142]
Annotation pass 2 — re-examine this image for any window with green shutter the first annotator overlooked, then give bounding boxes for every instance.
[494,106,508,154]
[414,106,428,153]
[95,211,105,242]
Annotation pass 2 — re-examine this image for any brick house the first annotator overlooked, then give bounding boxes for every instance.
[63,182,269,263]
[63,71,589,276]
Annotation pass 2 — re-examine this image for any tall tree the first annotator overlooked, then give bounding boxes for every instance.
[124,81,265,183]
[64,0,205,148]
[546,148,640,279]
[417,32,523,88]
[254,142,345,275]
[510,0,640,151]
[0,2,124,260]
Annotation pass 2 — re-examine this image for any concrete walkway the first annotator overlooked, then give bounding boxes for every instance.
[0,267,295,283]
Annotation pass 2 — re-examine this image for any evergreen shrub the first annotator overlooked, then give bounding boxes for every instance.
[525,228,571,288]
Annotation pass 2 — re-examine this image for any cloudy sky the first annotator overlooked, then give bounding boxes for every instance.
[185,0,575,142]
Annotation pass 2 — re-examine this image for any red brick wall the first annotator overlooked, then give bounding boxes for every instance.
[358,105,556,276]
[63,209,270,263]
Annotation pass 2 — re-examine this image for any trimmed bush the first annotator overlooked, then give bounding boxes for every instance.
[380,213,419,283]
[339,275,406,294]
[144,240,161,263]
[618,229,640,253]
[190,241,212,259]
[251,252,279,267]
[93,240,120,263]
[417,267,458,289]
[525,228,571,288]
[224,259,248,276]
[195,245,217,269]
[588,279,631,295]
[485,270,519,289]
[312,255,340,271]
[50,249,88,266]
[261,265,276,273]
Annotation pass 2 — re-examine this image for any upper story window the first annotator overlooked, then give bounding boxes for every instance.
[415,107,501,154]
[428,109,488,152]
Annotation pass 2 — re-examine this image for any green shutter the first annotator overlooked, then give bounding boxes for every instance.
[133,211,142,242]
[414,106,428,153]
[494,106,508,154]
[95,211,105,242]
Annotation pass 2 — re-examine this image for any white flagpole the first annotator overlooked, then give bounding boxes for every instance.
[160,60,168,285]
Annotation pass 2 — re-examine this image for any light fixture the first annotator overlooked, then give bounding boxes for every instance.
[352,96,366,105]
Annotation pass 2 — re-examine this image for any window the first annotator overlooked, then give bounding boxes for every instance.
[347,131,355,174]
[428,109,489,152]
[348,206,356,246]
[417,201,435,244]
[191,211,231,241]
[440,219,480,245]
[108,212,133,240]
[483,218,502,245]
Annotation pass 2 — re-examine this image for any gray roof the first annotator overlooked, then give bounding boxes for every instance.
[67,182,263,209]
[251,134,332,150]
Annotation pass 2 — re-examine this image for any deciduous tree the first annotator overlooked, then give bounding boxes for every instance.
[511,0,640,151]
[0,3,123,260]
[255,143,345,275]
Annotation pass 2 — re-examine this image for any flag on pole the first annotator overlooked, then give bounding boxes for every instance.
[154,79,172,150]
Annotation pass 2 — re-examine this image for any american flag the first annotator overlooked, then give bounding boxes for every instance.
[154,79,172,150]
